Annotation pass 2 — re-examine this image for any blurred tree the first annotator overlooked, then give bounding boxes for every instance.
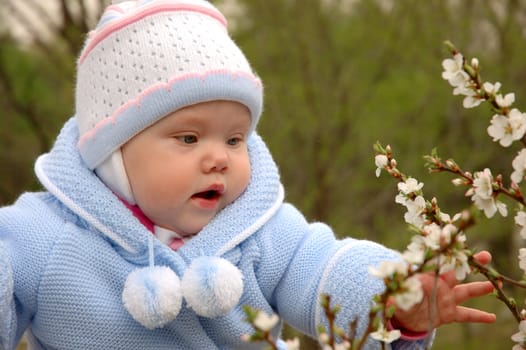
[0,0,106,204]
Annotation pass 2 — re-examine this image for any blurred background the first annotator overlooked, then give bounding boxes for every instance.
[1,0,526,349]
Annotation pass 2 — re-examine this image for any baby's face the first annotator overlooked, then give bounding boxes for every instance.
[122,100,252,236]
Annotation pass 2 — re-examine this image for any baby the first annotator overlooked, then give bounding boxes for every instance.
[0,1,495,349]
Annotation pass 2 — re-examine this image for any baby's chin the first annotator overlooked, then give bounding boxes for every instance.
[164,223,203,238]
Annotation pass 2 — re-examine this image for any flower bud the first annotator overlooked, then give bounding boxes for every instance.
[464,64,476,78]
[253,311,279,331]
[451,178,464,186]
[318,333,329,344]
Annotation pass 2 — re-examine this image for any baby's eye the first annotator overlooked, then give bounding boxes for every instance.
[227,137,242,146]
[177,135,198,144]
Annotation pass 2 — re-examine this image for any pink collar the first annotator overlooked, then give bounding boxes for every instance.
[118,196,185,251]
[118,197,154,233]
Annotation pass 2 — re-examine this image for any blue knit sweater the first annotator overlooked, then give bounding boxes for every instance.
[0,118,431,349]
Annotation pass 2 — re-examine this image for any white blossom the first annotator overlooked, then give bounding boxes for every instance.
[512,149,526,184]
[439,211,460,223]
[398,177,424,195]
[519,248,526,274]
[284,337,301,350]
[472,193,507,218]
[472,168,494,199]
[394,178,423,207]
[487,110,526,147]
[394,276,424,311]
[510,109,526,141]
[426,232,469,281]
[402,241,425,265]
[441,53,469,87]
[369,260,407,279]
[375,154,389,177]
[496,92,515,108]
[452,83,484,108]
[334,343,351,350]
[483,81,502,96]
[515,211,526,239]
[370,324,401,344]
[469,168,507,217]
[462,91,484,109]
[451,178,465,186]
[451,212,463,222]
[253,311,279,331]
[318,333,329,344]
[511,320,526,348]
[441,223,458,245]
[452,82,472,97]
[437,242,470,281]
[421,223,442,250]
[395,193,406,206]
[403,196,427,228]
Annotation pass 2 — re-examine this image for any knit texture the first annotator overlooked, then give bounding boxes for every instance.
[75,0,263,169]
[0,241,14,350]
[0,118,433,349]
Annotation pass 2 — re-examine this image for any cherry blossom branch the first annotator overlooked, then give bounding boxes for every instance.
[241,305,281,350]
[438,40,526,347]
[243,40,526,350]
[470,257,522,323]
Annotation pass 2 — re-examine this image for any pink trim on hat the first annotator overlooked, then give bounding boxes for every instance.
[78,2,227,64]
[76,69,262,148]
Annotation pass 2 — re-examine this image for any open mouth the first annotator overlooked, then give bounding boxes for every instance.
[192,184,225,205]
[192,190,221,200]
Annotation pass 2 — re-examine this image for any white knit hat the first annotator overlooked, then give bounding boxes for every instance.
[75,0,263,200]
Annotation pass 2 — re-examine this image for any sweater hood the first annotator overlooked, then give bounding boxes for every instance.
[34,117,284,260]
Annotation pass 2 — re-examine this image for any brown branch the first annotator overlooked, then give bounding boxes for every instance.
[77,0,91,33]
[471,257,522,323]
[57,0,85,55]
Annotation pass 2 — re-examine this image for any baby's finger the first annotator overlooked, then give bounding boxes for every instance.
[454,281,495,304]
[438,270,458,289]
[472,251,492,266]
[453,306,496,324]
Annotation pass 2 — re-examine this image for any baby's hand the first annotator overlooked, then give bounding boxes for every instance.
[391,251,496,333]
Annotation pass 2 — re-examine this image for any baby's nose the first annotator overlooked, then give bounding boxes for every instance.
[202,146,229,173]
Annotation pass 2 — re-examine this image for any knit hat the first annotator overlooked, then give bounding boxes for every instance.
[75,0,263,175]
[73,0,262,327]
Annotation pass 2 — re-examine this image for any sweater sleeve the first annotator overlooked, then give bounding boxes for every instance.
[0,193,64,350]
[269,205,434,349]
[0,240,16,350]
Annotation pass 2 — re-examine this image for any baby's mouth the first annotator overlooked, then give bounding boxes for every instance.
[192,189,221,200]
[191,184,225,202]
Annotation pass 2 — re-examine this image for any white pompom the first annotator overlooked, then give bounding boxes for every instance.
[182,256,244,318]
[122,266,182,329]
